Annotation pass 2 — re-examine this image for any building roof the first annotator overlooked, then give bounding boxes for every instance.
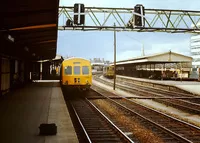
[38,54,64,63]
[64,57,90,61]
[1,0,59,60]
[111,51,193,65]
[91,62,105,66]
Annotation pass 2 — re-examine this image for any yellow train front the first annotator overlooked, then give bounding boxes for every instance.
[103,65,115,78]
[60,57,92,90]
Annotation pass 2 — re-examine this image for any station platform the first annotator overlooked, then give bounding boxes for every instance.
[117,75,200,95]
[0,81,78,143]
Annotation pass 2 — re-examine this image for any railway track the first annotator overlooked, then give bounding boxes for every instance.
[64,90,133,143]
[93,76,200,115]
[90,85,200,143]
[116,76,192,94]
[116,77,198,97]
[116,76,200,104]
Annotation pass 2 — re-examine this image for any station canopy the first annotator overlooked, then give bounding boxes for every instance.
[112,51,192,65]
[37,55,63,63]
[1,0,59,60]
[91,62,105,66]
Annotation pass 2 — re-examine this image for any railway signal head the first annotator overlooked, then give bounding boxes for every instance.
[134,4,145,27]
[74,3,85,25]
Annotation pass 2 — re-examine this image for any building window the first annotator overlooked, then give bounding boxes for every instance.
[191,52,200,55]
[191,46,200,49]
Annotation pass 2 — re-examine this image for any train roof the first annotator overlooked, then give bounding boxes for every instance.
[63,57,90,62]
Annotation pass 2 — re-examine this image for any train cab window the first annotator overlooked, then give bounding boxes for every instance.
[82,66,89,75]
[65,66,72,75]
[74,66,80,75]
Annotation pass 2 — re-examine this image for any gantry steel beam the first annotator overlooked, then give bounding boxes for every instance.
[58,6,200,33]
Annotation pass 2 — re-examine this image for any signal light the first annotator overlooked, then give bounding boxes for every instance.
[74,3,85,25]
[134,4,145,27]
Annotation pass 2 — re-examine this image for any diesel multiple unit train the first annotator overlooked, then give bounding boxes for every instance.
[103,65,115,78]
[60,57,92,90]
[60,57,114,90]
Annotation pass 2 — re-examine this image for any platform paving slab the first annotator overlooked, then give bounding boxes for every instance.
[0,82,78,143]
[45,86,79,143]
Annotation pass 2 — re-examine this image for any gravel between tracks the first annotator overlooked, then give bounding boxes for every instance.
[92,99,164,143]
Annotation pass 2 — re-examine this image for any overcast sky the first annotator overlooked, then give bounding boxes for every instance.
[57,0,200,61]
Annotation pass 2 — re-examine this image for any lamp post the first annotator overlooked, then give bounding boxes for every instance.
[113,23,116,90]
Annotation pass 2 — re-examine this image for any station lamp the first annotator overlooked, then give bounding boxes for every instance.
[4,34,15,42]
[8,34,15,42]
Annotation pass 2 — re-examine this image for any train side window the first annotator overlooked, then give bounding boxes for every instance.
[74,66,80,75]
[65,66,72,75]
[82,66,89,75]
